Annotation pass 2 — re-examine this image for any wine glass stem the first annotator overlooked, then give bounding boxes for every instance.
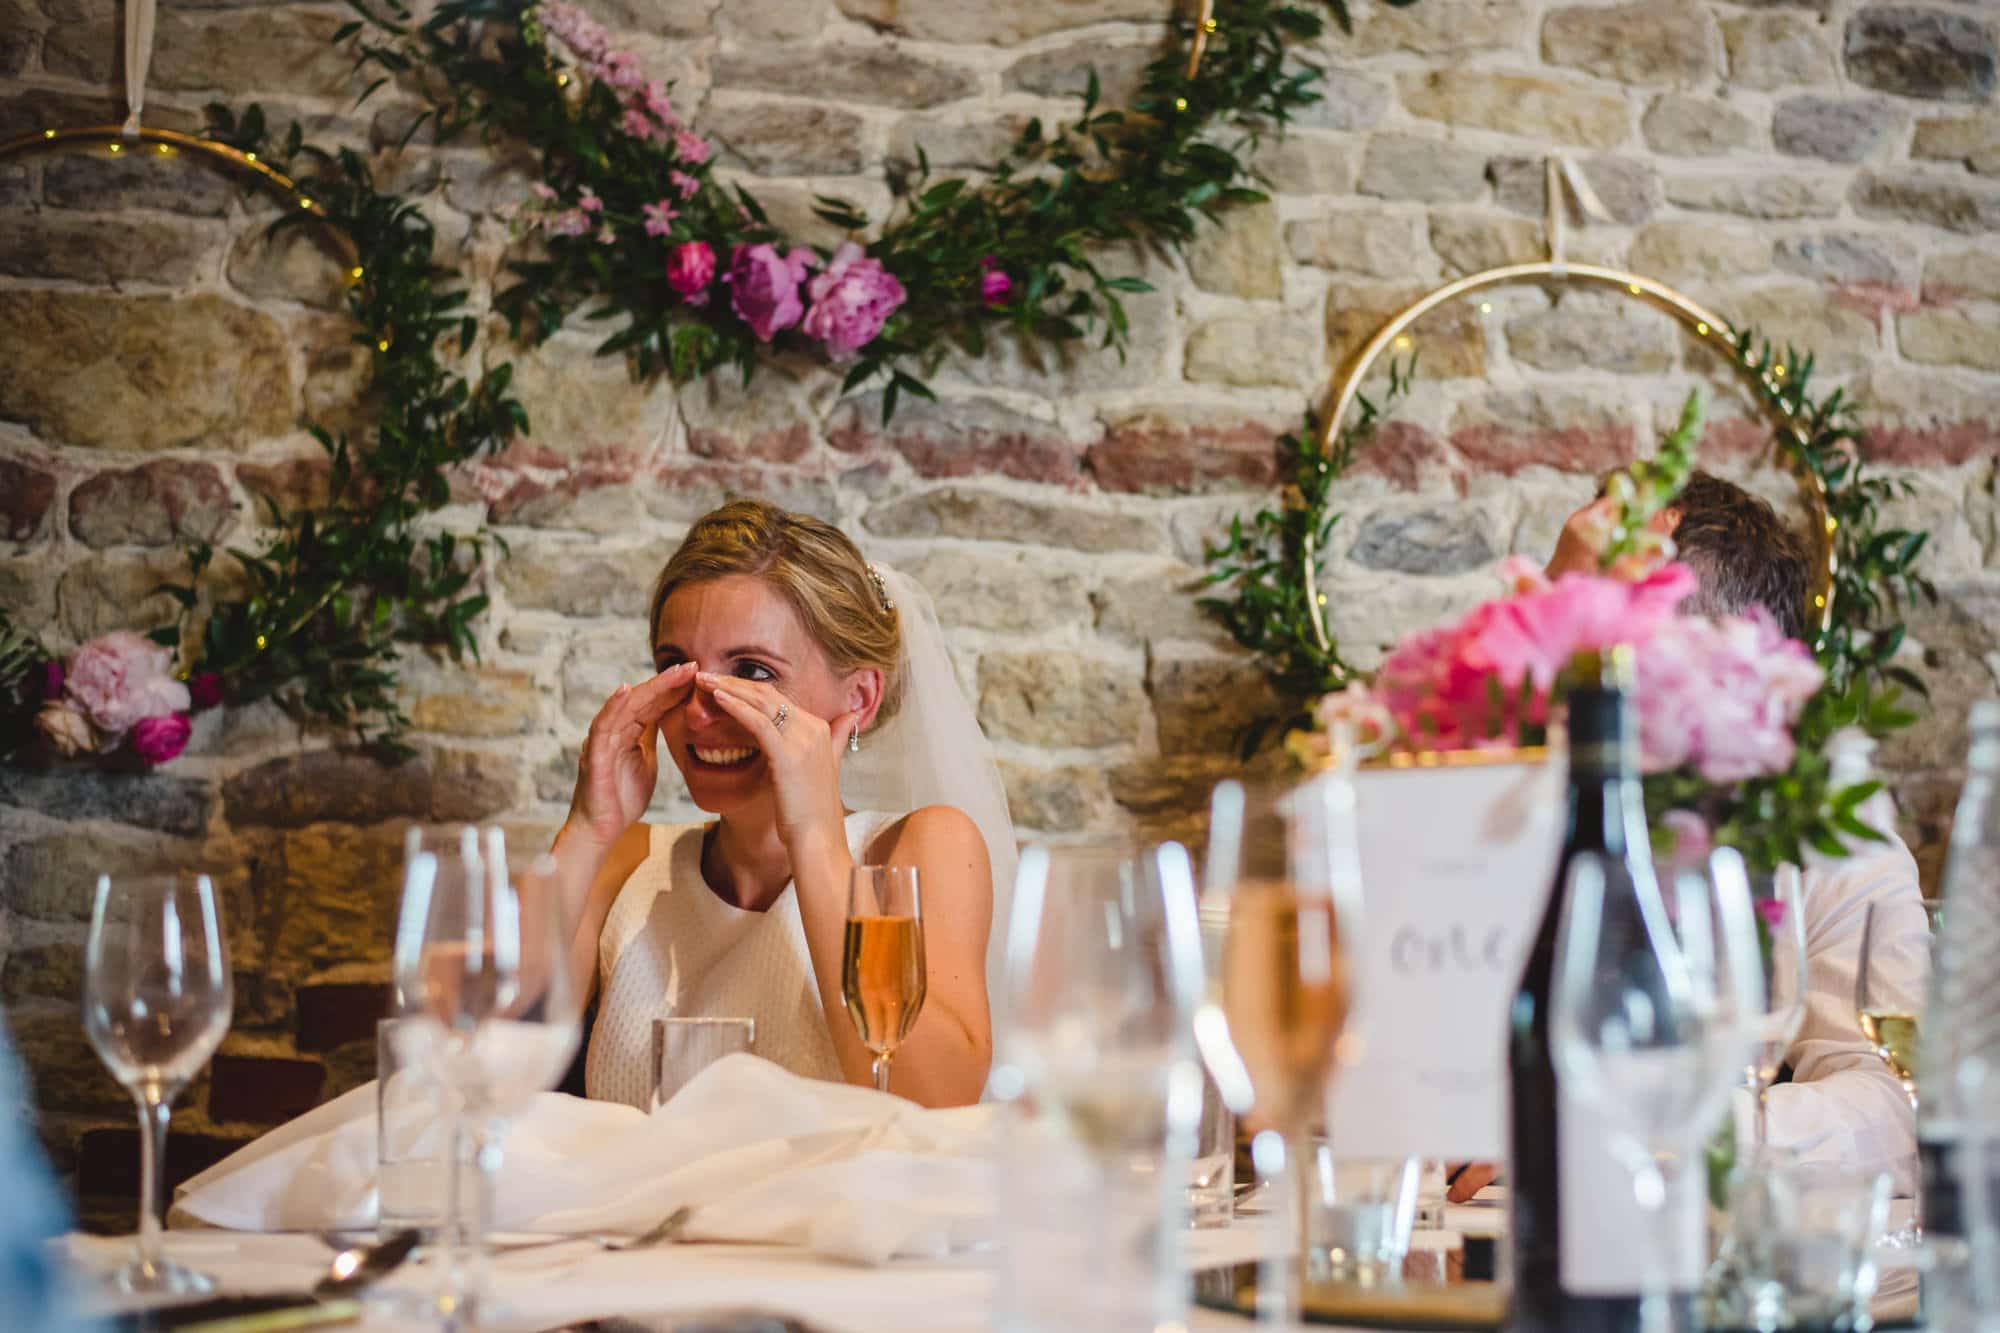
[1633,1158,1682,1333]
[1754,1082,1770,1152]
[872,1053,891,1094]
[1249,1128,1301,1325]
[134,1093,171,1280]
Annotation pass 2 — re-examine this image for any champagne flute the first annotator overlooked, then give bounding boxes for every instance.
[393,827,581,1326]
[1207,775,1361,1325]
[842,865,927,1094]
[1856,899,1923,1247]
[82,871,232,1296]
[1552,847,1762,1333]
[1742,867,1809,1154]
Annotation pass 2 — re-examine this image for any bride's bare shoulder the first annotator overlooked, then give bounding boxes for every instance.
[863,806,988,877]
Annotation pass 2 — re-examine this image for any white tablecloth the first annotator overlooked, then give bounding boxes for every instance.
[63,1220,1349,1333]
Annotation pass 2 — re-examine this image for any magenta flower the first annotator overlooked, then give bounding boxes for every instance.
[643,199,678,237]
[727,243,815,341]
[670,170,700,201]
[643,81,679,128]
[666,240,716,305]
[1755,896,1789,931]
[800,242,906,360]
[188,672,224,712]
[130,712,192,766]
[980,266,1013,307]
[40,659,62,700]
[577,187,602,214]
[674,129,710,165]
[63,631,189,736]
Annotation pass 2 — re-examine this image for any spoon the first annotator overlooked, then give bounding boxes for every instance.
[314,1228,422,1297]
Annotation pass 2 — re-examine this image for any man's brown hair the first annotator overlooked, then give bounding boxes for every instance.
[1667,471,1815,642]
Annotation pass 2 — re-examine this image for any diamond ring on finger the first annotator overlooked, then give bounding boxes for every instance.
[772,702,789,730]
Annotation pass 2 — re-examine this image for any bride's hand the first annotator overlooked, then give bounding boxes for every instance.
[567,663,698,847]
[695,673,861,847]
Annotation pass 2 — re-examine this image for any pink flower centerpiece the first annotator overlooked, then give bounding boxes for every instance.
[36,630,198,766]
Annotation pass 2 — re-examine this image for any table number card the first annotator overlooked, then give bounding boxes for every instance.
[1325,757,1564,1161]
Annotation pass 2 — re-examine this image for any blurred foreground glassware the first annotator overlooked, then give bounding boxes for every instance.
[1741,868,1808,1154]
[377,1016,479,1242]
[1707,1152,1891,1331]
[1207,772,1362,1325]
[1551,846,1762,1333]
[1857,899,1925,1249]
[83,871,232,1296]
[991,842,1204,1333]
[393,827,581,1328]
[651,1017,756,1111]
[1305,1145,1420,1285]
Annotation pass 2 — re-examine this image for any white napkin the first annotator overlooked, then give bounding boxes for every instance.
[174,1054,995,1265]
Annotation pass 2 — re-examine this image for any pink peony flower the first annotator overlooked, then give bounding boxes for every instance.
[63,631,190,736]
[643,199,678,237]
[34,701,95,757]
[670,170,701,201]
[188,672,223,712]
[666,239,716,305]
[41,660,62,700]
[1633,607,1822,783]
[130,712,192,765]
[799,242,906,360]
[673,128,709,165]
[727,242,816,341]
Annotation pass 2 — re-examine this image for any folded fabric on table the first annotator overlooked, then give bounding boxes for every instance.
[173,1053,994,1265]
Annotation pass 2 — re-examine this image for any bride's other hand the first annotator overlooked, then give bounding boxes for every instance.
[567,662,698,847]
[695,672,859,847]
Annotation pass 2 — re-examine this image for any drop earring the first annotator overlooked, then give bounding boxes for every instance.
[848,727,861,754]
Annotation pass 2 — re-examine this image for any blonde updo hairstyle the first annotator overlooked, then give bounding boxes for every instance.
[647,500,905,726]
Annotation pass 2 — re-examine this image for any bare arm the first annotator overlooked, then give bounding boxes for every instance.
[789,805,994,1108]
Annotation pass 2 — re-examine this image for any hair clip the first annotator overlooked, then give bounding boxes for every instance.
[866,564,895,615]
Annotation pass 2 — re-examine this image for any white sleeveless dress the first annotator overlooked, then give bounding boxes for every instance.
[584,810,898,1109]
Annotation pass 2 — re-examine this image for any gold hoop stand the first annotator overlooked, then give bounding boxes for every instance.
[1310,260,1838,654]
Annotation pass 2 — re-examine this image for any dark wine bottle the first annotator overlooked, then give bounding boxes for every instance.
[1504,648,1699,1332]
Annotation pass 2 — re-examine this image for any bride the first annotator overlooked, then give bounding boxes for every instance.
[548,500,1016,1110]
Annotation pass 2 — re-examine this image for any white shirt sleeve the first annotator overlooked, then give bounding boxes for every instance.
[1742,796,1930,1195]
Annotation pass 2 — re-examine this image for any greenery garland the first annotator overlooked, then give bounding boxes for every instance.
[0,0,1410,757]
[1201,331,1937,875]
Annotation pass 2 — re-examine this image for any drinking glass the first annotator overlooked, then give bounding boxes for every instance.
[1741,868,1809,1154]
[1552,846,1761,1333]
[82,871,232,1295]
[1857,899,1924,1247]
[393,827,581,1326]
[651,1016,756,1110]
[992,841,1206,1333]
[1305,1145,1421,1284]
[843,865,926,1094]
[1206,774,1362,1325]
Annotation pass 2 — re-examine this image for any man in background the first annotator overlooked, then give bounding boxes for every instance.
[1450,472,1931,1201]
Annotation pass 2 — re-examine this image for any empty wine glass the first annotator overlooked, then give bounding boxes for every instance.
[1739,867,1809,1155]
[392,827,580,1327]
[1552,846,1761,1333]
[1856,899,1924,1247]
[842,865,926,1094]
[992,842,1206,1333]
[82,871,232,1295]
[1206,773,1363,1326]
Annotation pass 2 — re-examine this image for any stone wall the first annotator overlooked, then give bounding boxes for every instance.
[1,0,1995,1225]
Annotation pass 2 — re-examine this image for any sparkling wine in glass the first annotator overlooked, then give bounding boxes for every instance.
[82,871,232,1296]
[842,865,926,1094]
[1207,775,1361,1326]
